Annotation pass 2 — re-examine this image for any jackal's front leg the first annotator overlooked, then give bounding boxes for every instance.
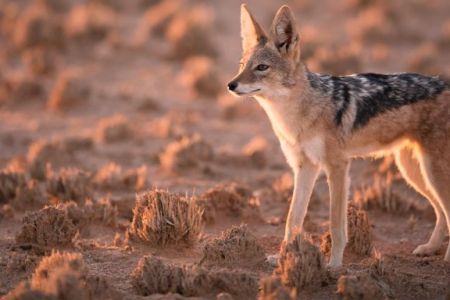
[325,161,350,267]
[283,157,320,242]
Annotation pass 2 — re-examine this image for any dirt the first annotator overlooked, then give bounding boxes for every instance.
[0,0,449,299]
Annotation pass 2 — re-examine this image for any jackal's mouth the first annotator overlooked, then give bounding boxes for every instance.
[234,88,260,96]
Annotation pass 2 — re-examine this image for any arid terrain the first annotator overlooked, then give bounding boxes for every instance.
[0,0,450,299]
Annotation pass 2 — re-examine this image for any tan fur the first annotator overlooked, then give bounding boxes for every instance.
[229,4,450,266]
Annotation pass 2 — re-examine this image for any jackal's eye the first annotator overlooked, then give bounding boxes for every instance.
[255,64,269,71]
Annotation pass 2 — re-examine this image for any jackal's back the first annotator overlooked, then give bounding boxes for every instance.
[307,72,448,130]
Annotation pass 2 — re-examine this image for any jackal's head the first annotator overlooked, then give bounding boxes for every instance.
[228,4,301,97]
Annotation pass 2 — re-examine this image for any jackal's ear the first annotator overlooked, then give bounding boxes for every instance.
[240,4,266,53]
[270,5,300,61]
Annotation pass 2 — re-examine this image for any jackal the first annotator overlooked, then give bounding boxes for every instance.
[228,4,450,267]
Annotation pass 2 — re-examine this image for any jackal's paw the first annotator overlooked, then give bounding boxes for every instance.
[266,254,280,267]
[412,243,439,256]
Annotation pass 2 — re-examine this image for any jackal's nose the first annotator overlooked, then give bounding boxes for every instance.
[228,81,238,91]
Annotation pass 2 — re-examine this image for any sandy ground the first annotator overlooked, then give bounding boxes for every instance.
[0,0,450,299]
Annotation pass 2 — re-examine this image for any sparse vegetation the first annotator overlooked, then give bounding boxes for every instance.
[159,134,214,172]
[127,189,203,246]
[200,224,266,269]
[16,206,78,247]
[258,276,297,300]
[132,255,259,298]
[277,233,327,290]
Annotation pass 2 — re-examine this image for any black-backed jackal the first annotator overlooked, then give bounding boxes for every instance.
[228,4,450,267]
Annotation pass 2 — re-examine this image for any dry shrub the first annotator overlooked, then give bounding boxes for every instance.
[132,255,184,295]
[95,114,133,143]
[165,6,217,60]
[93,162,147,191]
[195,182,254,223]
[65,3,116,42]
[46,168,92,204]
[47,72,91,112]
[4,252,40,273]
[5,251,121,300]
[0,169,46,210]
[159,135,214,172]
[61,135,94,152]
[406,43,443,75]
[242,136,268,169]
[337,273,392,300]
[21,47,54,75]
[0,74,44,106]
[13,4,64,50]
[200,224,266,269]
[0,170,26,203]
[347,205,373,255]
[179,56,222,98]
[84,197,118,227]
[320,206,373,256]
[258,275,297,300]
[307,43,362,75]
[277,233,327,290]
[353,172,419,214]
[127,189,203,246]
[132,255,259,298]
[16,206,78,247]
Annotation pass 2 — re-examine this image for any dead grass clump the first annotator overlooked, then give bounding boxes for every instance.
[5,252,40,273]
[16,206,78,247]
[352,172,418,214]
[46,168,92,204]
[6,250,122,300]
[159,135,214,172]
[184,267,259,299]
[277,233,327,290]
[200,224,266,269]
[47,72,91,112]
[195,182,254,223]
[84,197,118,227]
[21,47,54,75]
[65,3,116,42]
[307,44,362,75]
[347,205,373,255]
[95,114,133,143]
[258,275,297,300]
[93,162,147,191]
[242,136,268,169]
[13,5,64,50]
[336,273,392,300]
[132,255,259,298]
[132,255,184,295]
[179,56,222,98]
[127,189,203,246]
[0,170,26,203]
[165,6,217,60]
[320,206,373,256]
